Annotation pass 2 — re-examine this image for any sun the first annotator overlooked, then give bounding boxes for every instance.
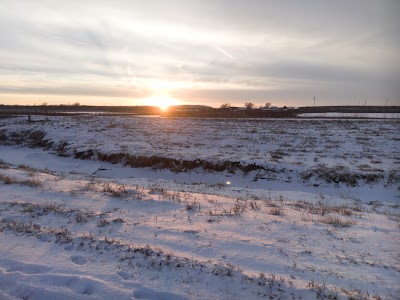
[146,95,181,111]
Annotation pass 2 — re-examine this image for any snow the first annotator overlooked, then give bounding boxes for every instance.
[0,115,399,299]
[298,112,400,119]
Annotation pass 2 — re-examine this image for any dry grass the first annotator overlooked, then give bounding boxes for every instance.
[232,202,247,216]
[0,174,42,187]
[185,200,200,211]
[98,219,111,227]
[22,177,43,188]
[0,174,16,184]
[318,215,357,227]
[269,207,284,216]
[102,182,127,198]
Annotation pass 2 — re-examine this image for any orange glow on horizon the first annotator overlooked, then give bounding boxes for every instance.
[144,95,182,111]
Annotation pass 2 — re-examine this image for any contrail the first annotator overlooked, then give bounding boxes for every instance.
[215,46,234,60]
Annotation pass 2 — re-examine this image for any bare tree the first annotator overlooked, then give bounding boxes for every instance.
[220,103,231,109]
[264,102,271,108]
[244,102,255,109]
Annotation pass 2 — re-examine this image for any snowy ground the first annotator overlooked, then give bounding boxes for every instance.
[0,115,399,299]
[297,113,400,119]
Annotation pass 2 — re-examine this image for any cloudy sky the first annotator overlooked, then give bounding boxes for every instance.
[0,0,399,107]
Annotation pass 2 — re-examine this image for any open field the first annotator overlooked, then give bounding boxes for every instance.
[0,115,399,299]
[1,116,399,196]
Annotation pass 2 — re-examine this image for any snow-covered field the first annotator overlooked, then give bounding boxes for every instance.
[298,113,400,119]
[0,115,399,299]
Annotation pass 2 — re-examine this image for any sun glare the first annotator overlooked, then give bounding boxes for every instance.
[146,95,181,111]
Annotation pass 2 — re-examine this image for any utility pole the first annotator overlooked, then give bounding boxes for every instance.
[365,99,366,106]
[386,98,388,106]
[314,96,315,107]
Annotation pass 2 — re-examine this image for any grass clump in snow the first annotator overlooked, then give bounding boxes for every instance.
[318,215,357,227]
[0,174,42,188]
[98,219,111,227]
[0,174,17,184]
[185,200,200,211]
[21,177,43,188]
[102,182,128,198]
[269,207,284,216]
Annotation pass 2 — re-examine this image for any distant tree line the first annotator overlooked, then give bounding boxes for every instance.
[220,102,272,109]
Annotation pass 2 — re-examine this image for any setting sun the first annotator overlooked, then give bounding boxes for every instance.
[146,95,181,111]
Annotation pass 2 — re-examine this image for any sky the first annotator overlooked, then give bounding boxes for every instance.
[0,0,399,108]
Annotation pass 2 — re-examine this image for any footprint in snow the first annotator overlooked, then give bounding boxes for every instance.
[133,287,189,300]
[6,261,51,274]
[117,271,130,280]
[64,244,74,252]
[70,255,87,265]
